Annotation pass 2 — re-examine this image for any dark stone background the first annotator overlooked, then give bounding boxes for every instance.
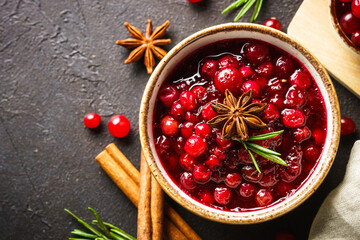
[1,0,359,239]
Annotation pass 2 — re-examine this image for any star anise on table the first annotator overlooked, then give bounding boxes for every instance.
[207,89,267,141]
[116,19,171,74]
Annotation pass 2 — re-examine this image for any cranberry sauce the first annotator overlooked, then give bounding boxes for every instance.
[153,39,327,211]
[335,0,360,47]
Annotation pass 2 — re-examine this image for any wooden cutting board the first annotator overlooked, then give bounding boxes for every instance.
[288,0,360,98]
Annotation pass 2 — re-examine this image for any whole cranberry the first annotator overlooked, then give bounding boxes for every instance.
[211,171,224,183]
[253,76,269,90]
[339,0,352,2]
[352,0,360,18]
[216,131,234,149]
[160,115,179,136]
[173,136,185,154]
[263,17,282,31]
[170,101,185,121]
[312,128,326,145]
[262,103,280,123]
[285,87,307,108]
[303,143,321,162]
[184,135,207,157]
[180,172,197,190]
[281,109,305,128]
[242,80,261,98]
[244,42,270,66]
[289,70,311,90]
[84,113,101,129]
[352,31,360,46]
[240,65,255,78]
[341,116,356,135]
[165,153,178,170]
[218,55,239,69]
[239,182,256,198]
[238,148,253,164]
[280,163,302,183]
[340,12,360,34]
[214,67,243,94]
[179,91,197,111]
[199,190,215,205]
[205,155,222,171]
[255,189,274,207]
[241,165,263,182]
[158,84,179,107]
[256,61,274,79]
[185,112,201,123]
[275,181,293,197]
[214,186,232,205]
[269,94,285,111]
[192,164,211,184]
[188,0,201,2]
[274,56,295,78]
[180,121,194,139]
[259,171,279,187]
[195,123,212,138]
[108,115,131,138]
[191,86,206,100]
[155,135,171,156]
[225,172,242,188]
[202,102,217,121]
[201,60,218,80]
[179,153,196,171]
[267,78,287,96]
[212,146,227,160]
[292,126,312,143]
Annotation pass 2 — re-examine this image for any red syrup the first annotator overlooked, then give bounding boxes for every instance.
[153,39,327,211]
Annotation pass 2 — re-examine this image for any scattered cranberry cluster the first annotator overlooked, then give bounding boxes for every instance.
[153,38,327,210]
[84,113,131,138]
[336,0,360,46]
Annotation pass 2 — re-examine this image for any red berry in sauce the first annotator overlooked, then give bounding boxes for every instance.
[212,147,227,160]
[179,153,196,171]
[184,135,207,157]
[201,60,218,80]
[225,172,242,188]
[155,135,171,156]
[292,126,312,143]
[340,12,360,34]
[214,67,243,94]
[352,31,360,46]
[290,70,311,90]
[199,190,215,205]
[180,121,194,139]
[281,109,305,128]
[267,78,287,96]
[180,172,197,190]
[202,102,217,121]
[242,80,261,98]
[275,56,295,78]
[185,111,201,123]
[352,0,360,18]
[244,42,270,66]
[285,87,307,108]
[214,186,232,205]
[180,91,197,111]
[312,128,326,145]
[280,162,302,183]
[193,164,211,184]
[253,76,269,90]
[165,153,178,170]
[216,131,234,149]
[263,17,282,31]
[341,116,356,135]
[269,94,286,111]
[256,61,274,78]
[195,123,212,138]
[158,84,179,107]
[191,86,206,100]
[242,165,263,182]
[84,113,101,129]
[262,103,280,123]
[174,136,186,154]
[240,65,255,78]
[303,143,321,162]
[108,115,131,138]
[161,115,179,136]
[218,55,239,69]
[239,182,256,198]
[170,101,185,120]
[255,189,273,207]
[205,155,222,171]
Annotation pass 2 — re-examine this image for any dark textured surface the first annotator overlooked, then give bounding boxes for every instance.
[0,0,359,239]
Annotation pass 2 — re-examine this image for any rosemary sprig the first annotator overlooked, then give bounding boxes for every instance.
[222,0,264,22]
[232,130,287,173]
[65,208,136,240]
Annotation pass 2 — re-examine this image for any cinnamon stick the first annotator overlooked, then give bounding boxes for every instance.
[137,151,152,240]
[151,175,164,240]
[96,144,202,240]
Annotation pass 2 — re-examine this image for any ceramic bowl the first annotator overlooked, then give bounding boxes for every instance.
[139,23,340,224]
[330,0,360,54]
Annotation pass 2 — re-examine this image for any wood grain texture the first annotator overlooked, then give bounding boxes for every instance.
[288,0,360,98]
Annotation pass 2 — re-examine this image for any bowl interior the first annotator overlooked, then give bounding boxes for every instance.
[329,0,360,54]
[140,23,340,224]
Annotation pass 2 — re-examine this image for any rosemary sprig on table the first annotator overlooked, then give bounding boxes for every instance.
[232,130,287,173]
[65,207,136,240]
[222,0,264,22]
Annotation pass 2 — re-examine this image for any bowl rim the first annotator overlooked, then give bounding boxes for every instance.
[139,22,340,224]
[329,0,360,54]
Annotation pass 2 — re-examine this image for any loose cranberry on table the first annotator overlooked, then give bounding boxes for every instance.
[187,0,201,2]
[341,116,356,135]
[108,115,130,138]
[84,113,101,129]
[263,17,282,31]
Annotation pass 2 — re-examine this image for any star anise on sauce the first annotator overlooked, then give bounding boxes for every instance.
[207,89,267,141]
[116,20,171,74]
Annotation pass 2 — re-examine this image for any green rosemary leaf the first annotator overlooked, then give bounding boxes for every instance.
[246,142,282,156]
[109,232,127,240]
[250,0,263,22]
[65,209,103,237]
[71,229,97,238]
[234,0,256,22]
[110,229,137,240]
[241,141,261,173]
[222,0,247,14]
[248,130,284,141]
[88,208,111,238]
[248,147,287,166]
[69,238,92,240]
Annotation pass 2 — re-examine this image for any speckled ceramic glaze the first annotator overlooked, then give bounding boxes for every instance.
[139,23,340,224]
[330,0,360,54]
